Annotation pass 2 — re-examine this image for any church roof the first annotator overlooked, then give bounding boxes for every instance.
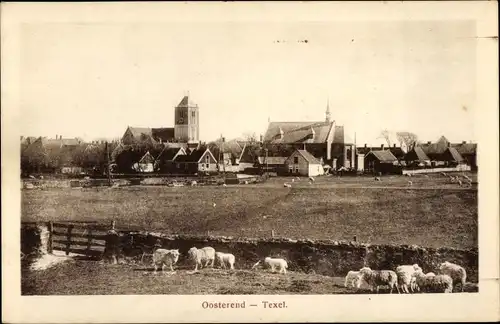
[126,127,175,143]
[332,126,354,144]
[176,95,198,108]
[296,149,322,164]
[263,121,334,144]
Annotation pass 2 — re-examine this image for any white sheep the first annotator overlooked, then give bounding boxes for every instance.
[463,175,472,182]
[283,183,291,188]
[407,180,413,186]
[396,264,421,293]
[152,249,180,274]
[359,267,399,294]
[222,183,227,187]
[440,172,447,177]
[252,257,288,274]
[215,252,235,270]
[344,270,363,288]
[374,177,381,181]
[309,176,315,182]
[439,261,467,292]
[188,246,216,271]
[405,173,412,177]
[190,180,197,186]
[291,179,295,182]
[412,269,453,293]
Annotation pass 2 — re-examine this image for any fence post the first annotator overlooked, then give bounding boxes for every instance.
[66,225,73,256]
[47,221,53,254]
[87,226,93,254]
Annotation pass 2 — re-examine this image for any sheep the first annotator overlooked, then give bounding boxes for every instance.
[291,179,295,183]
[309,176,315,182]
[439,261,467,292]
[395,264,421,293]
[359,267,399,294]
[440,172,447,177]
[152,249,180,274]
[405,173,412,177]
[188,246,216,271]
[190,180,197,186]
[374,177,381,181]
[463,175,472,182]
[222,183,227,187]
[344,270,363,288]
[412,269,453,293]
[407,180,413,186]
[252,257,288,274]
[244,180,249,185]
[296,177,300,180]
[215,252,235,270]
[457,179,463,186]
[283,183,291,188]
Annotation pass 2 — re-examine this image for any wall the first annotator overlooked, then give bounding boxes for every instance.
[402,166,471,175]
[103,231,478,282]
[308,164,323,177]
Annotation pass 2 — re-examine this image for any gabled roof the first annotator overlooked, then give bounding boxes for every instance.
[295,149,322,164]
[175,148,214,163]
[389,147,406,159]
[156,147,186,162]
[263,121,334,144]
[209,139,244,160]
[407,146,430,161]
[126,127,175,143]
[176,95,198,108]
[444,147,464,162]
[452,143,477,155]
[366,150,398,162]
[138,151,155,164]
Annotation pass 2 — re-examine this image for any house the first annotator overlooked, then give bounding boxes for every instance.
[285,149,324,177]
[364,150,399,174]
[155,146,187,173]
[133,151,155,173]
[452,141,477,170]
[121,126,175,145]
[173,148,218,174]
[257,156,288,175]
[208,137,245,167]
[404,146,431,167]
[417,136,469,167]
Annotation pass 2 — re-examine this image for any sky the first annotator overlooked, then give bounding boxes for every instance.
[19,20,477,145]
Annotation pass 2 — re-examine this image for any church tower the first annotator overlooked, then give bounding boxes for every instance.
[325,98,331,123]
[174,94,199,143]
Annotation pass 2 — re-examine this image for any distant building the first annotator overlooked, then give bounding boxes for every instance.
[121,95,200,146]
[364,150,399,174]
[173,148,218,174]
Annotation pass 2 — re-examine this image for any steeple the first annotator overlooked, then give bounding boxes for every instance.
[325,98,331,123]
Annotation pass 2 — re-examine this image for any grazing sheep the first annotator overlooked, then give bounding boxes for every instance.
[405,173,412,177]
[309,176,315,182]
[407,180,413,186]
[439,261,467,292]
[152,249,180,274]
[190,180,197,186]
[252,257,288,274]
[344,270,363,288]
[463,175,472,182]
[440,172,447,177]
[291,179,295,183]
[396,264,421,293]
[29,175,36,179]
[374,177,381,181]
[222,183,227,187]
[457,179,463,186]
[359,267,399,294]
[188,246,216,271]
[215,252,235,270]
[296,176,300,180]
[244,180,249,185]
[283,183,291,188]
[412,269,453,293]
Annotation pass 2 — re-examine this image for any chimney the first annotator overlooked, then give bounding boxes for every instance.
[260,134,263,142]
[447,142,450,147]
[427,141,431,145]
[462,141,466,144]
[55,134,58,140]
[364,144,367,148]
[393,143,396,148]
[381,144,384,150]
[222,137,225,142]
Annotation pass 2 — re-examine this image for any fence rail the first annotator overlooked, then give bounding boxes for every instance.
[47,220,114,257]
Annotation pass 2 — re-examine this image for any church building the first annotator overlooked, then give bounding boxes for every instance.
[262,101,356,170]
[121,95,200,147]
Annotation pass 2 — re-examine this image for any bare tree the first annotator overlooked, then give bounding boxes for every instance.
[396,132,419,152]
[377,129,392,147]
[242,132,258,143]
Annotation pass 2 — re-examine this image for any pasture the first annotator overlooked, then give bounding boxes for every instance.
[22,173,478,250]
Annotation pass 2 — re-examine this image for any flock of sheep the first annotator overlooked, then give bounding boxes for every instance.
[403,172,473,187]
[150,246,287,275]
[344,261,467,294]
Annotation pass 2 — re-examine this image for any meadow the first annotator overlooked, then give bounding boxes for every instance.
[22,174,478,250]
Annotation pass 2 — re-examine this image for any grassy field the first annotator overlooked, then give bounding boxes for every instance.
[22,174,478,250]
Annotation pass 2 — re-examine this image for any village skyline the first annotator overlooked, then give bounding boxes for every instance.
[19,20,476,146]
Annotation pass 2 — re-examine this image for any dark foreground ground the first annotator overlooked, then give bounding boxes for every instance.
[21,258,478,295]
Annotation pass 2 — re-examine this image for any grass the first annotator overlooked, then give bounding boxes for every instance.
[21,259,479,295]
[21,173,478,250]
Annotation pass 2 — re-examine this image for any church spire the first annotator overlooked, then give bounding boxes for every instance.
[325,98,331,122]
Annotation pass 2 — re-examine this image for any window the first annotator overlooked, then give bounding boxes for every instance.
[206,163,209,168]
[192,111,196,118]
[206,155,210,164]
[293,156,299,164]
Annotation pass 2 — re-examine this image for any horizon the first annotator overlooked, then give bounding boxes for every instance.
[19,20,477,146]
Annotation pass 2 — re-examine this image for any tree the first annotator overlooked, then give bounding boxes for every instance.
[396,132,419,152]
[377,129,392,147]
[242,132,258,143]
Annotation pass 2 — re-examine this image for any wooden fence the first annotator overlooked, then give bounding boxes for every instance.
[48,221,114,258]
